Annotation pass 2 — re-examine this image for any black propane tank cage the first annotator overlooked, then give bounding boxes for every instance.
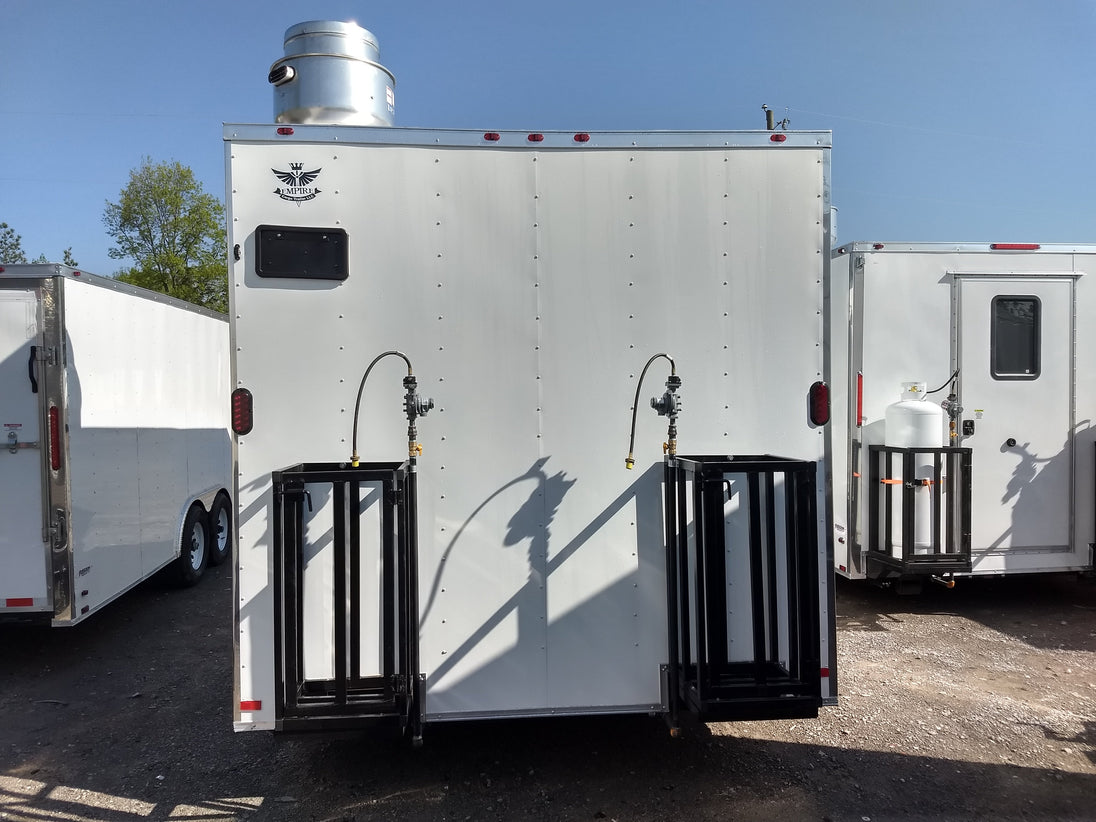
[663,455,823,724]
[866,445,973,579]
[271,461,423,738]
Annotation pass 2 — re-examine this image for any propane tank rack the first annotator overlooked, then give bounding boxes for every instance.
[664,455,823,724]
[866,445,972,579]
[271,461,422,737]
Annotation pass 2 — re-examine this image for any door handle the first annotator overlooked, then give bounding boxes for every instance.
[28,345,39,393]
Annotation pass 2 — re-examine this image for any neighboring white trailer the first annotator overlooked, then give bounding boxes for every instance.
[0,264,232,625]
[830,242,1096,587]
[225,123,838,737]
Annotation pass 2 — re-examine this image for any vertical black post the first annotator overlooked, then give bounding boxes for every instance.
[272,481,286,718]
[381,477,396,690]
[764,471,779,663]
[701,473,729,697]
[901,450,915,562]
[662,458,680,730]
[931,452,942,555]
[676,463,693,695]
[332,482,348,707]
[405,460,423,744]
[747,471,767,685]
[349,479,362,689]
[289,485,304,711]
[783,470,801,677]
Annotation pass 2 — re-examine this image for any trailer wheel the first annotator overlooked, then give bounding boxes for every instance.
[173,503,210,587]
[208,492,233,566]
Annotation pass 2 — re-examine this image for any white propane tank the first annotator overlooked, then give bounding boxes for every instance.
[884,382,945,555]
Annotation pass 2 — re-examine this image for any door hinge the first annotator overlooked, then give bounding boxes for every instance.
[49,510,68,552]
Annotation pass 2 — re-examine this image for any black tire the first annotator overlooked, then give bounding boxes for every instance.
[173,503,210,587]
[207,491,233,567]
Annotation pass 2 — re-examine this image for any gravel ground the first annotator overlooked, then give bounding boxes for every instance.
[1,563,1093,822]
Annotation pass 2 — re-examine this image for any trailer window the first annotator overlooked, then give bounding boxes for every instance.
[990,295,1040,380]
[255,226,349,281]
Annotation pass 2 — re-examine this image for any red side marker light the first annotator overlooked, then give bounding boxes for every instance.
[6,598,34,608]
[872,243,885,250]
[856,371,864,427]
[484,132,501,142]
[527,133,544,143]
[49,406,61,470]
[809,381,830,426]
[276,127,294,136]
[820,667,831,678]
[573,133,590,143]
[231,388,254,435]
[770,133,787,143]
[991,243,1040,251]
[240,700,262,711]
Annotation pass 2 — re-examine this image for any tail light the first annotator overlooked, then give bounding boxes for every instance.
[49,405,61,470]
[809,381,830,426]
[232,388,254,435]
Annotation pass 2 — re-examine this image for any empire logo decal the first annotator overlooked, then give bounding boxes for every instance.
[272,163,322,205]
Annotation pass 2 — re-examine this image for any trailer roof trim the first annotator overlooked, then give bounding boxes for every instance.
[224,124,832,149]
[834,242,1096,255]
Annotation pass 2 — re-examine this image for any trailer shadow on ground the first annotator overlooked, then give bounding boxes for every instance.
[2,563,1095,821]
[1,713,1094,821]
[836,572,1096,653]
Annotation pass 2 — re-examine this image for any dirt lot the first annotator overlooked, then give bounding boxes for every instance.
[1,564,1093,822]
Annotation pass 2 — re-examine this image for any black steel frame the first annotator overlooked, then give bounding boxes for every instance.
[664,455,823,724]
[271,461,422,737]
[865,445,972,578]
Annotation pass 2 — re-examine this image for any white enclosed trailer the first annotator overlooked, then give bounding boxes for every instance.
[830,242,1096,586]
[0,264,232,625]
[227,21,836,739]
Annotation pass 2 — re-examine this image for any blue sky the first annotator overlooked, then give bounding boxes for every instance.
[1,1,1093,276]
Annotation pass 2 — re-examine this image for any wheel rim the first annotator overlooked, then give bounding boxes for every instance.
[214,507,230,555]
[189,520,206,571]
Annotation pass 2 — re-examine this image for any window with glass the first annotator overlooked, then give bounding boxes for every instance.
[990,295,1040,379]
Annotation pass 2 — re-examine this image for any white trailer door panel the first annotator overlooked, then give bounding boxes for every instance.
[956,277,1074,556]
[0,290,48,611]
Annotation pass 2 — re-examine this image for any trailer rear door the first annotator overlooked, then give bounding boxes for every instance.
[0,289,49,614]
[955,276,1075,557]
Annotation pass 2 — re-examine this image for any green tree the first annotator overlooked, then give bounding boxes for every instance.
[103,158,227,313]
[0,222,28,263]
[0,223,78,266]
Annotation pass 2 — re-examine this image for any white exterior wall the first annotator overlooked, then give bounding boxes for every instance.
[228,128,833,728]
[832,245,1094,579]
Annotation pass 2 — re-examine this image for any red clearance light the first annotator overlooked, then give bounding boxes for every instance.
[231,388,254,435]
[820,667,830,678]
[6,598,34,608]
[0,266,6,272]
[72,271,82,277]
[856,372,864,427]
[240,700,262,711]
[872,243,885,249]
[809,381,830,426]
[276,127,294,136]
[991,243,1040,251]
[527,133,544,143]
[770,133,787,143]
[484,132,501,142]
[49,405,61,470]
[573,133,590,143]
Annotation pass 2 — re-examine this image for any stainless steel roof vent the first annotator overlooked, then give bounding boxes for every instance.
[269,20,395,126]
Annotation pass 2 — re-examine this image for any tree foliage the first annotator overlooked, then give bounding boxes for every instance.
[103,158,227,313]
[0,222,77,266]
[0,222,27,263]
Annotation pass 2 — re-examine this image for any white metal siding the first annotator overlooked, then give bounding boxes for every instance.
[230,135,829,724]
